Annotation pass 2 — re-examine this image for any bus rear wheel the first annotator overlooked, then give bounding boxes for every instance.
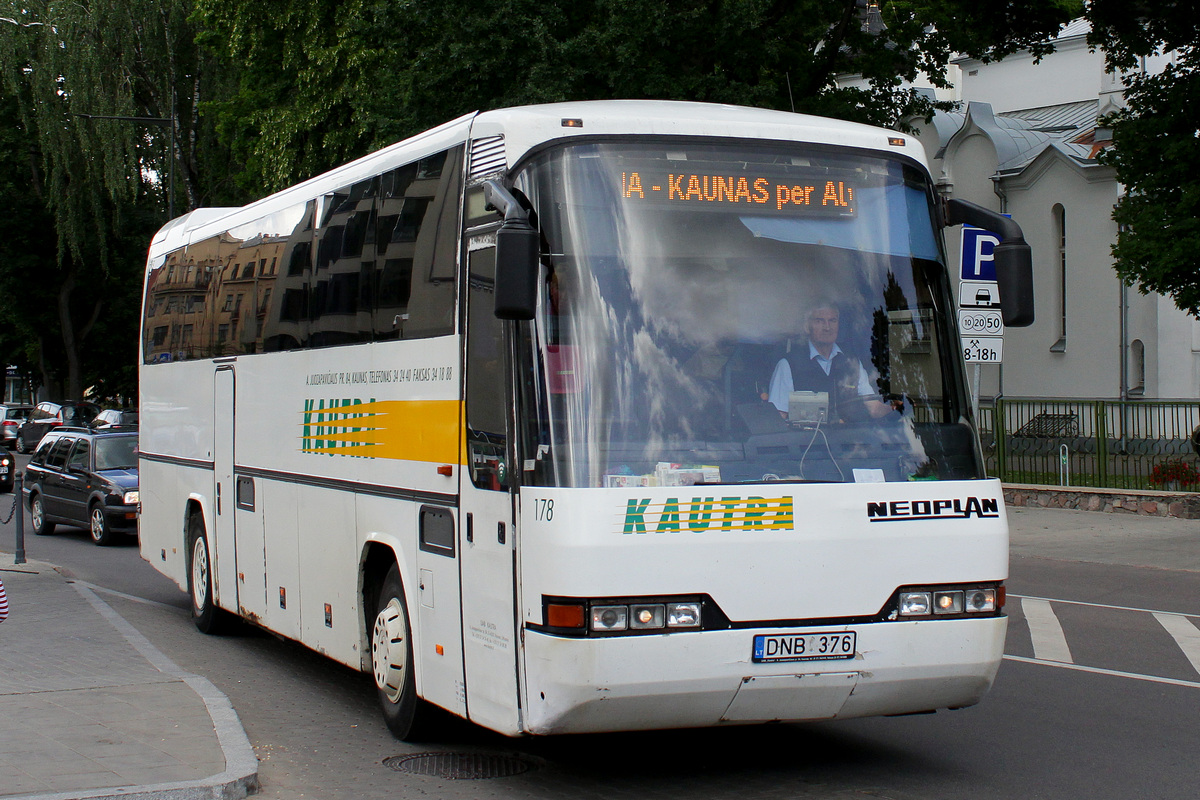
[371,564,437,741]
[187,513,231,634]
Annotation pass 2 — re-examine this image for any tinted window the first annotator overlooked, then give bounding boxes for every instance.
[31,403,57,422]
[68,439,90,471]
[465,246,507,491]
[63,405,98,426]
[96,437,138,470]
[45,438,73,469]
[30,436,55,465]
[142,146,463,364]
[371,147,461,340]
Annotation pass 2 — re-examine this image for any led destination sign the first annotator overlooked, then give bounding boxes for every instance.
[620,168,858,216]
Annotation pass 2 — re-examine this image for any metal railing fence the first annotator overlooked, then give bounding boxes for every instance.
[977,397,1200,490]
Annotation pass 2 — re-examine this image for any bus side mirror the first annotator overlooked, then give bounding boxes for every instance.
[483,180,539,321]
[945,198,1034,327]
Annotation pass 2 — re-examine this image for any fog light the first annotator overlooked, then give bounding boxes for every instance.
[630,604,665,629]
[591,605,628,631]
[667,602,702,628]
[899,591,931,616]
[933,590,964,614]
[965,588,996,613]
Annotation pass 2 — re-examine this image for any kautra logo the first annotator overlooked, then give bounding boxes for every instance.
[866,497,1000,522]
[622,496,794,534]
[301,398,377,455]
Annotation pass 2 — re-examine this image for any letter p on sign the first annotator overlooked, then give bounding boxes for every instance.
[960,225,1000,282]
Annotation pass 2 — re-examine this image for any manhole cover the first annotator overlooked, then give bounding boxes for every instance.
[383,752,537,779]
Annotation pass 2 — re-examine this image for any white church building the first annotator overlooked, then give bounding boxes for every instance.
[901,20,1193,401]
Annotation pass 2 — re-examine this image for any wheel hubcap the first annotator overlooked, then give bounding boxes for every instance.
[32,500,43,529]
[91,509,104,541]
[372,598,408,702]
[191,537,209,613]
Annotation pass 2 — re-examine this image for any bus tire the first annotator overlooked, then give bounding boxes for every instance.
[187,513,231,634]
[371,564,437,741]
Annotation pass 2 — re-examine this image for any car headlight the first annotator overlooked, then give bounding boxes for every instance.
[123,491,139,505]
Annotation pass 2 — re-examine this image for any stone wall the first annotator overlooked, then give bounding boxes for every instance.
[1003,483,1200,519]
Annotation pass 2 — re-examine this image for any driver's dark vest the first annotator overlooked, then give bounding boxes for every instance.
[788,350,860,419]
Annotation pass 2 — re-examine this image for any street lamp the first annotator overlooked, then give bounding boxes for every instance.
[72,112,177,218]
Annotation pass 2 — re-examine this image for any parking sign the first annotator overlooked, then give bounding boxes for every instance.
[960,224,1000,282]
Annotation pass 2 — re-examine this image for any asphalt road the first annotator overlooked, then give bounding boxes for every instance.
[3,471,1199,799]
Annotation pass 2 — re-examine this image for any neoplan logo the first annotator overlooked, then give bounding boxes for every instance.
[867,497,999,522]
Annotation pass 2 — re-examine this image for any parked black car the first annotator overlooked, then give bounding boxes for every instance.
[1,403,33,448]
[23,427,139,545]
[15,401,101,454]
[0,447,13,493]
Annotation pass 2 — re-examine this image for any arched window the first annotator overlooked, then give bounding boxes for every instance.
[1050,204,1067,352]
[1130,339,1145,396]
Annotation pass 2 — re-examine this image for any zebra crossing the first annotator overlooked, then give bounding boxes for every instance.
[1007,594,1200,688]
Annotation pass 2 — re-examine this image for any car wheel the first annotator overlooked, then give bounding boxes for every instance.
[89,503,114,546]
[15,436,27,454]
[187,512,232,634]
[30,494,55,536]
[371,564,439,741]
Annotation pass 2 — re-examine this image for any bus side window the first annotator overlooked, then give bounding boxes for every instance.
[466,245,509,491]
[372,146,462,340]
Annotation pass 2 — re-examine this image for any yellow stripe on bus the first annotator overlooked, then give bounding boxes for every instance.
[300,399,460,463]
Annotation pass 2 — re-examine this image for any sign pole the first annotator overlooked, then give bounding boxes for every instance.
[972,364,981,422]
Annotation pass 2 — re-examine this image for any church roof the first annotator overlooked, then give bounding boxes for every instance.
[931,99,1102,175]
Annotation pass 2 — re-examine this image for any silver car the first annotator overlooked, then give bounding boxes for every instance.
[1,404,33,448]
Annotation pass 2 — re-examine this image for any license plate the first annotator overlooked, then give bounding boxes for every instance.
[752,631,856,663]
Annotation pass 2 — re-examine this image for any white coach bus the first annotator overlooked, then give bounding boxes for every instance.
[139,100,1034,739]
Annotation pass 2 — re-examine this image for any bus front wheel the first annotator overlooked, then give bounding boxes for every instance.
[371,564,437,740]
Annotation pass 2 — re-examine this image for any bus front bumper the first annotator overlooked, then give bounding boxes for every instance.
[521,616,1006,735]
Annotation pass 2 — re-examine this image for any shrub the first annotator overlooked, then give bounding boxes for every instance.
[1149,458,1200,487]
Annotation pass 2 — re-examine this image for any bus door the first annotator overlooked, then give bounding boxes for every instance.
[212,367,241,616]
[214,366,269,623]
[457,241,522,733]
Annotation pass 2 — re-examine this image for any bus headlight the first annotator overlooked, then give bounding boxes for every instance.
[591,606,628,632]
[899,591,931,616]
[543,595,715,636]
[667,602,702,628]
[897,584,1002,618]
[630,604,665,630]
[965,588,997,613]
[933,591,964,614]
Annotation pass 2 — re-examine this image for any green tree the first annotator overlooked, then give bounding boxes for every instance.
[196,0,1081,194]
[1089,2,1200,316]
[0,1,242,399]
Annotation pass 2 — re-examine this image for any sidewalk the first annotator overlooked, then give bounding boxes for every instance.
[0,559,258,800]
[1008,504,1200,571]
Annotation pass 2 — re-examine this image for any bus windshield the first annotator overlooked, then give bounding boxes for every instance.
[513,140,981,488]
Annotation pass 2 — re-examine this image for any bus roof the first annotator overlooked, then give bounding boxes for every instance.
[149,100,925,259]
[471,99,926,171]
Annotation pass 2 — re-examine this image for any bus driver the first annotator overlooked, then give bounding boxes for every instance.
[767,301,895,422]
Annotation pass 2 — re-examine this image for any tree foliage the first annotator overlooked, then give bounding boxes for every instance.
[194,0,1080,193]
[0,0,1087,398]
[0,0,242,399]
[1089,1,1200,316]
